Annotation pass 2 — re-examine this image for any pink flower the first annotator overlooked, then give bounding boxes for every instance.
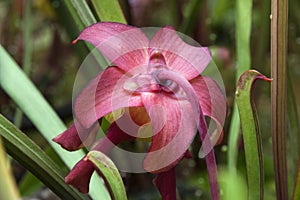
[53,22,226,199]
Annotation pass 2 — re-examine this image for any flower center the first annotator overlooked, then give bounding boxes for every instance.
[123,49,185,98]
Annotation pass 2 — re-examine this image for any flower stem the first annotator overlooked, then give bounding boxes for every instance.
[14,0,33,128]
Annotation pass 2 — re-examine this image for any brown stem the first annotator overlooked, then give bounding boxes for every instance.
[270,0,288,199]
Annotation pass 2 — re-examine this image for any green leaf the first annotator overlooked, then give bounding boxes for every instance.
[59,0,110,68]
[219,169,247,200]
[19,172,44,197]
[20,145,66,196]
[91,0,127,23]
[62,0,97,31]
[236,70,271,200]
[235,0,252,77]
[227,0,252,173]
[293,163,300,200]
[0,114,87,200]
[0,45,81,168]
[0,45,110,200]
[87,151,128,200]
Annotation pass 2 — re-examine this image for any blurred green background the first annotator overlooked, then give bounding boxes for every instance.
[0,0,299,199]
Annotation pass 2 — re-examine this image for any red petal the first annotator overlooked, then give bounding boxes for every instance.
[150,26,211,80]
[74,22,149,72]
[65,158,94,194]
[65,120,135,194]
[190,76,226,145]
[153,167,177,200]
[142,93,197,173]
[74,66,143,128]
[52,121,99,151]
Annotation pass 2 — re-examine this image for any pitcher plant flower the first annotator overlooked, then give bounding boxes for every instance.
[53,22,226,200]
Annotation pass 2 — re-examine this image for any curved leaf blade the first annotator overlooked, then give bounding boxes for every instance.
[87,151,127,200]
[0,45,110,200]
[0,114,87,200]
[0,45,82,168]
[236,70,272,200]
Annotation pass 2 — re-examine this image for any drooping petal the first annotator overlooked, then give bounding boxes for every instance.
[74,66,143,128]
[190,75,226,145]
[73,22,149,72]
[150,26,211,80]
[65,158,94,194]
[141,93,197,173]
[52,120,99,151]
[153,167,177,200]
[66,121,135,193]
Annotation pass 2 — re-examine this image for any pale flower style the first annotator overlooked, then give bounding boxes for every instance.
[53,22,226,200]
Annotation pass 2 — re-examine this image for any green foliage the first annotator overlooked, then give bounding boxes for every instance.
[294,164,300,200]
[236,70,271,200]
[0,45,110,200]
[228,0,252,174]
[0,0,299,199]
[0,114,87,200]
[91,0,127,23]
[88,151,128,200]
[219,169,247,200]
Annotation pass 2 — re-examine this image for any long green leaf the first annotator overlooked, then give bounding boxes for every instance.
[228,0,252,172]
[63,0,97,30]
[0,45,80,167]
[270,0,288,199]
[19,145,66,196]
[0,45,110,200]
[59,0,110,68]
[0,114,87,200]
[236,70,271,200]
[91,0,127,23]
[87,151,128,200]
